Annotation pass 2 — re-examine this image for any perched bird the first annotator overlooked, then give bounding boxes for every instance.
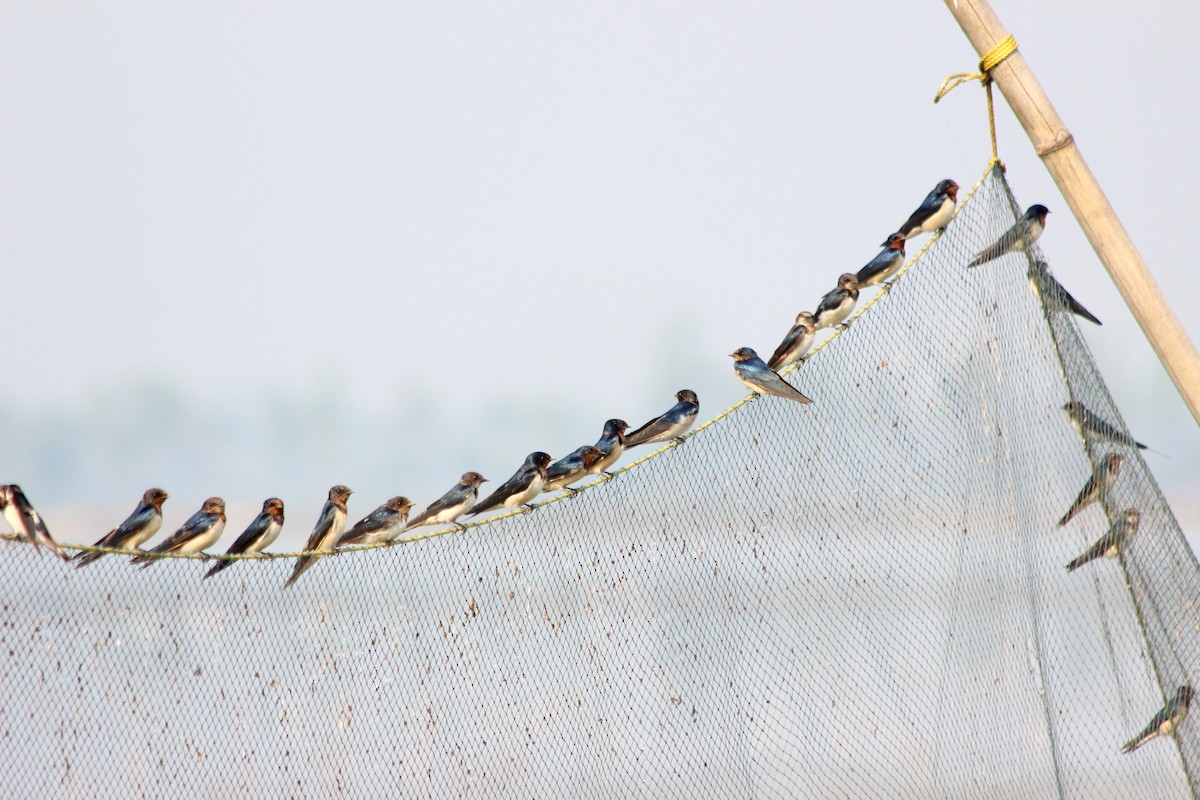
[1066,508,1141,572]
[403,472,487,532]
[812,274,860,331]
[469,452,553,516]
[1122,685,1194,754]
[855,233,907,289]
[336,496,413,548]
[731,347,813,404]
[767,313,817,372]
[134,497,227,569]
[1057,454,1122,528]
[625,389,701,448]
[0,486,23,535]
[283,485,352,588]
[967,204,1050,268]
[590,419,628,476]
[0,487,23,539]
[1,484,70,561]
[896,179,959,240]
[75,487,169,568]
[1029,261,1101,326]
[544,447,604,494]
[1063,401,1147,450]
[203,497,285,579]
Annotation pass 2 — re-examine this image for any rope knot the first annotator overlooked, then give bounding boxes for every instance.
[933,34,1018,169]
[978,34,1018,74]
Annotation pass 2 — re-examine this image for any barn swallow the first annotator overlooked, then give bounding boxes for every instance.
[134,497,227,568]
[590,419,628,476]
[625,389,701,447]
[855,233,907,290]
[0,484,69,561]
[1063,401,1147,450]
[336,496,412,547]
[0,487,22,541]
[75,487,169,568]
[767,312,817,371]
[1057,453,1121,528]
[896,179,959,240]
[403,472,487,532]
[1122,684,1194,754]
[544,447,604,494]
[1029,261,1102,326]
[813,274,860,331]
[1066,508,1141,572]
[967,204,1050,268]
[731,347,813,404]
[283,485,351,588]
[203,497,285,579]
[469,452,553,516]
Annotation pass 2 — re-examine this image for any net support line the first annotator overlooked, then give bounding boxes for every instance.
[4,162,1199,799]
[943,0,1200,430]
[9,164,1002,566]
[990,164,1200,796]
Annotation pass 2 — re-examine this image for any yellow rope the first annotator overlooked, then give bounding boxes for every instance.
[6,162,998,564]
[934,33,1018,169]
[979,34,1019,73]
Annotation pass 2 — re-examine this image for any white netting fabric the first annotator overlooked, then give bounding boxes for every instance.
[3,166,1197,798]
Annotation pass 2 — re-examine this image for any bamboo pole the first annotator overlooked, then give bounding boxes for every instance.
[943,0,1200,427]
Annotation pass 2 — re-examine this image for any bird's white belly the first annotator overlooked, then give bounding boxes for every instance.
[818,301,852,329]
[545,470,580,491]
[130,516,163,548]
[738,375,768,395]
[591,447,622,473]
[432,499,469,523]
[651,419,689,443]
[505,476,546,507]
[921,200,954,233]
[180,520,226,553]
[3,505,27,536]
[316,510,346,551]
[248,521,282,553]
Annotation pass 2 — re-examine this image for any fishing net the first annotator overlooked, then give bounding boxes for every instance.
[3,165,1197,798]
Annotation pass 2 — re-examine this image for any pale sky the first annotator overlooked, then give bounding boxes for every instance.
[2,1,1198,551]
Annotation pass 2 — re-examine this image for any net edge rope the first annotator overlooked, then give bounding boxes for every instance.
[5,162,997,563]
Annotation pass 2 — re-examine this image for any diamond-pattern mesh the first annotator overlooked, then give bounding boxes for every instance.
[2,166,1197,798]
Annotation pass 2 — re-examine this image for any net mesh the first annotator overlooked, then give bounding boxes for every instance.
[3,165,1198,798]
